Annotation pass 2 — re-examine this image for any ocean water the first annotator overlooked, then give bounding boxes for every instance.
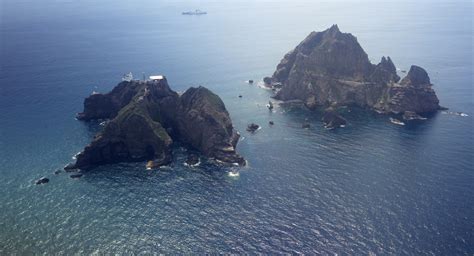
[1,0,473,254]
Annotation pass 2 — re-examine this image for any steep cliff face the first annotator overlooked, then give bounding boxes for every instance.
[69,78,244,170]
[76,81,145,121]
[268,25,440,115]
[176,87,245,165]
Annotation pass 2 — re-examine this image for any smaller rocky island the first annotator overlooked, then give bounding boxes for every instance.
[67,76,245,171]
[264,25,442,125]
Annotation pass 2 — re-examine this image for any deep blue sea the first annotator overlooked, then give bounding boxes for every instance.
[1,0,473,254]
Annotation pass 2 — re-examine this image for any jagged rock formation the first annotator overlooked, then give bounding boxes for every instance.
[265,25,440,116]
[69,77,245,170]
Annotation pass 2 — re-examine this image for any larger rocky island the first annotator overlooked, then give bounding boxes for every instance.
[264,25,441,118]
[67,77,245,170]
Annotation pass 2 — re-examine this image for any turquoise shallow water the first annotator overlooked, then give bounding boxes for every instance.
[1,0,473,254]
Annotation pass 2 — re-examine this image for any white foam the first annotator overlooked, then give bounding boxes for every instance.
[72,151,81,160]
[184,160,201,167]
[228,171,240,177]
[257,81,278,91]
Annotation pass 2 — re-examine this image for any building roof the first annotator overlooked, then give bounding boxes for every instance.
[149,75,164,80]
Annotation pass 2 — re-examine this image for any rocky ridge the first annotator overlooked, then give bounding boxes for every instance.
[265,25,441,117]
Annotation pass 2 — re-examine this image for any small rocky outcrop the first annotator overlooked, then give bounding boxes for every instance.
[267,25,441,116]
[263,77,272,86]
[322,108,347,129]
[35,177,49,185]
[247,123,260,132]
[69,77,245,170]
[402,111,427,121]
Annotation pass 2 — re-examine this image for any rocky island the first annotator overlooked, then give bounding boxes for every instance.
[67,77,245,170]
[264,25,441,125]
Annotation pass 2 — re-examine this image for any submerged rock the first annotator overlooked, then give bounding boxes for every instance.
[268,25,441,117]
[322,108,347,129]
[70,173,83,179]
[70,77,245,170]
[35,177,49,185]
[269,121,274,125]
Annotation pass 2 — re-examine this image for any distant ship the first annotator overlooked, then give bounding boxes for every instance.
[182,9,207,15]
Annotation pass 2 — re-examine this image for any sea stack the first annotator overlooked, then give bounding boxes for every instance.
[265,25,440,116]
[69,77,245,170]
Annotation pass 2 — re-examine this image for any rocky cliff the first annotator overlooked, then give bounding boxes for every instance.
[266,25,440,115]
[69,77,245,170]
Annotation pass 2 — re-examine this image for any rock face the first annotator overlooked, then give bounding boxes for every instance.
[175,87,245,165]
[268,25,440,115]
[70,77,245,170]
